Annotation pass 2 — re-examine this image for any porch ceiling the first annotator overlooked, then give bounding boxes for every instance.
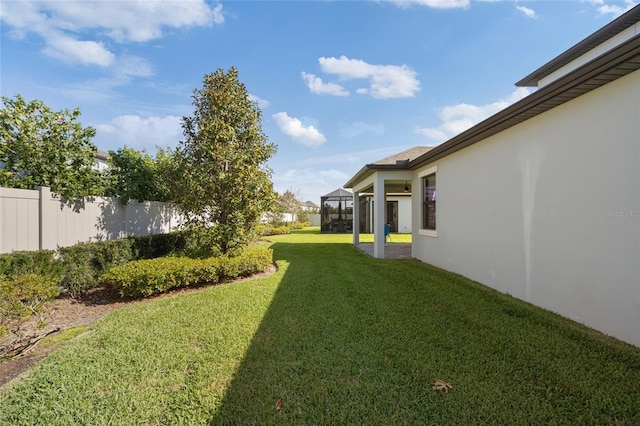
[354,180,412,195]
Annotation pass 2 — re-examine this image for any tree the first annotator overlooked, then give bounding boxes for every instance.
[104,146,176,204]
[0,94,102,201]
[271,188,304,224]
[278,189,300,215]
[175,67,277,253]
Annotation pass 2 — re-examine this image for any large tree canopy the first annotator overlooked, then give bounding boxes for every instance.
[175,67,277,253]
[104,146,176,204]
[0,94,102,200]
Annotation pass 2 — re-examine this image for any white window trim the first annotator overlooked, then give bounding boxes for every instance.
[418,165,437,178]
[419,165,438,238]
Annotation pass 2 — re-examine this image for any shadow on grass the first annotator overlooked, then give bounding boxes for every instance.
[211,241,440,424]
[211,241,640,424]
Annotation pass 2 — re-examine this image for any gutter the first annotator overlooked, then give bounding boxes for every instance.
[410,33,640,170]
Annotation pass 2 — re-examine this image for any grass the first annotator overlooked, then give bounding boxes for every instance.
[1,227,639,424]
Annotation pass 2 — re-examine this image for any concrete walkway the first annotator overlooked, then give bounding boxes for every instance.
[356,243,412,259]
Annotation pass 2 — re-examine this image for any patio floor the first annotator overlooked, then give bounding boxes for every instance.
[356,243,412,259]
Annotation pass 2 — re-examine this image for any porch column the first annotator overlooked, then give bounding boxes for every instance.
[353,191,360,245]
[373,173,385,259]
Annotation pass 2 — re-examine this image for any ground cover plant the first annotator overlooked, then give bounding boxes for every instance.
[1,228,639,424]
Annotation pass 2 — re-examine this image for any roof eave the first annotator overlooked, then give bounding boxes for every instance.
[344,163,409,189]
[411,33,640,170]
[516,5,640,87]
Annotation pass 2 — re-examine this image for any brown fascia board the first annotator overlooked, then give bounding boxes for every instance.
[344,162,410,189]
[517,5,640,87]
[410,33,640,170]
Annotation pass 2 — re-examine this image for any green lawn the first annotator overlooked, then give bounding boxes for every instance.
[1,227,639,425]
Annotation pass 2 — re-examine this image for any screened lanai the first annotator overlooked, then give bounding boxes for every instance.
[320,188,353,233]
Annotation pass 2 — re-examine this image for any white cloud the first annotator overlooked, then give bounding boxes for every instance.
[0,0,222,67]
[516,5,537,19]
[315,56,420,99]
[392,0,470,9]
[95,115,183,151]
[272,112,327,147]
[339,121,385,138]
[301,72,349,96]
[249,94,271,109]
[597,0,637,16]
[415,88,532,143]
[585,0,637,16]
[42,34,116,66]
[113,55,154,78]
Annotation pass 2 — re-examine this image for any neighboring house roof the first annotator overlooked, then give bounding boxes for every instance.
[95,150,109,162]
[345,5,640,188]
[322,188,353,199]
[344,146,433,188]
[303,201,319,208]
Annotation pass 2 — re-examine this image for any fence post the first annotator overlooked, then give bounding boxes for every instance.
[37,186,54,251]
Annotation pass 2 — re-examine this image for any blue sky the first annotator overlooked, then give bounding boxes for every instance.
[1,0,636,204]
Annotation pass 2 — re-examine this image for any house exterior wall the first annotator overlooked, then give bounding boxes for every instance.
[412,69,640,347]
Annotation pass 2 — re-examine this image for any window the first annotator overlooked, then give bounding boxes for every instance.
[422,173,436,230]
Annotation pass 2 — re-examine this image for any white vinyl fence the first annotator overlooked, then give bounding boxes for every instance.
[0,186,183,254]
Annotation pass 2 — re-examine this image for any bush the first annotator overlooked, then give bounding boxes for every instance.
[290,221,311,229]
[259,221,311,236]
[261,225,291,236]
[0,250,64,279]
[59,240,136,297]
[58,243,98,297]
[92,239,136,272]
[57,231,193,296]
[130,231,189,259]
[0,228,229,298]
[101,245,273,298]
[0,274,60,336]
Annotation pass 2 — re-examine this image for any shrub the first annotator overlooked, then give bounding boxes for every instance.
[101,245,273,298]
[92,239,136,273]
[261,225,291,236]
[1,229,224,298]
[0,274,60,336]
[57,231,192,296]
[289,221,311,230]
[58,243,98,297]
[130,231,189,259]
[0,250,64,279]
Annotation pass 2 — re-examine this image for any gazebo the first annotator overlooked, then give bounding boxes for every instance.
[320,188,353,233]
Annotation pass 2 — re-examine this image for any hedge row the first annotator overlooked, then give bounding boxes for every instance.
[0,231,195,297]
[100,245,273,298]
[258,221,311,236]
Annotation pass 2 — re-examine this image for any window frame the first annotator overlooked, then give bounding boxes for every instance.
[418,166,438,238]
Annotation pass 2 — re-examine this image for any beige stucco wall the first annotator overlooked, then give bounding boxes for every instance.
[413,69,640,347]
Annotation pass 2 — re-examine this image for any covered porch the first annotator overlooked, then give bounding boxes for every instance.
[344,146,432,259]
[350,172,415,259]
